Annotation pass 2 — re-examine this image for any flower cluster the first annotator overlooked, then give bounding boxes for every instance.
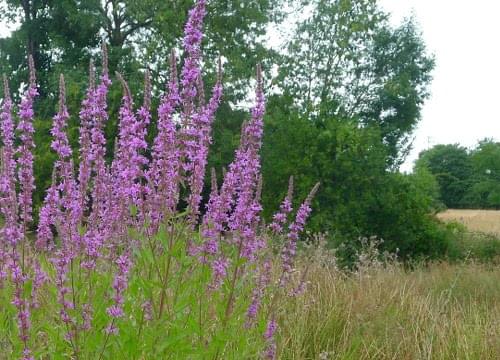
[0,1,319,358]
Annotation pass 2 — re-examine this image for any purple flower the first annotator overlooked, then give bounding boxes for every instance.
[0,76,21,247]
[264,317,277,340]
[106,252,131,333]
[246,258,271,327]
[147,50,181,229]
[17,55,38,229]
[269,176,294,234]
[112,73,148,225]
[280,183,320,287]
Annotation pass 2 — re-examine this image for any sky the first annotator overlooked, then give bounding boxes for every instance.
[379,0,500,171]
[1,1,500,172]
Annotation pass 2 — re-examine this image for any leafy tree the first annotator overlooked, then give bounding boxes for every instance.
[415,144,472,208]
[261,94,447,259]
[277,0,434,165]
[464,139,500,208]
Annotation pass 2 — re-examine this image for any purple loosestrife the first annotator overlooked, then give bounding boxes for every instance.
[201,169,231,290]
[181,0,222,226]
[51,75,72,160]
[205,65,264,239]
[114,73,147,215]
[263,317,278,360]
[78,61,97,214]
[200,168,222,257]
[10,255,33,360]
[178,0,224,226]
[280,182,320,287]
[38,75,81,250]
[246,257,271,327]
[147,50,181,229]
[17,55,38,231]
[180,0,206,112]
[105,252,131,335]
[89,44,112,237]
[134,70,152,223]
[56,82,81,250]
[0,76,21,247]
[269,176,294,235]
[227,65,265,261]
[31,259,48,309]
[36,169,59,250]
[186,61,223,225]
[52,249,76,342]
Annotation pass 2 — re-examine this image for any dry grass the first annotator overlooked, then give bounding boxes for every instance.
[279,249,500,359]
[438,209,500,236]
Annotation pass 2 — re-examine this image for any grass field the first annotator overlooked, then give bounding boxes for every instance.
[438,209,500,235]
[282,255,500,359]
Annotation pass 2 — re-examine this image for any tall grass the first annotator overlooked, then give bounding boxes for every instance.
[280,240,500,359]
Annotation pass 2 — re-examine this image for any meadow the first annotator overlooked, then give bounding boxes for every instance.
[283,248,500,359]
[0,1,499,359]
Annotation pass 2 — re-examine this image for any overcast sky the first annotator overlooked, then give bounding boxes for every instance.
[1,1,499,172]
[379,0,500,171]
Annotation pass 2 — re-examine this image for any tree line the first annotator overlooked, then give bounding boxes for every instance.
[416,140,500,210]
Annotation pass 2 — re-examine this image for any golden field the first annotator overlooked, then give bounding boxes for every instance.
[437,209,500,236]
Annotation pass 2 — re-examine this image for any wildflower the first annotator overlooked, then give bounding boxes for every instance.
[78,60,97,210]
[281,183,320,287]
[106,253,131,334]
[17,55,38,229]
[0,76,21,247]
[246,258,272,327]
[263,317,278,359]
[147,50,181,228]
[31,260,48,309]
[269,176,294,234]
[89,43,112,230]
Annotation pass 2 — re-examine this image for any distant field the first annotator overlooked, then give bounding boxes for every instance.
[438,209,500,235]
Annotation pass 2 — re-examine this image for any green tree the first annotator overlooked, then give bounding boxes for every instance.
[464,139,500,209]
[415,144,472,208]
[277,0,434,165]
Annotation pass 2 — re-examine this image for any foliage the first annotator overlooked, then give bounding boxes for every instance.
[417,140,500,210]
[277,0,435,164]
[415,144,472,208]
[465,139,500,208]
[1,1,438,257]
[261,99,450,260]
[444,221,500,264]
[0,0,287,217]
[0,222,306,359]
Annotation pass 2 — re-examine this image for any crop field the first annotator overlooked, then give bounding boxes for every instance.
[438,209,500,235]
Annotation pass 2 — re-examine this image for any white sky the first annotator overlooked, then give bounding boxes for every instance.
[379,0,500,172]
[1,1,500,173]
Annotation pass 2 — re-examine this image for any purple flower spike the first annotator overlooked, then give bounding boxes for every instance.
[147,50,181,228]
[17,55,38,229]
[0,75,21,247]
[280,182,320,287]
[270,176,294,235]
